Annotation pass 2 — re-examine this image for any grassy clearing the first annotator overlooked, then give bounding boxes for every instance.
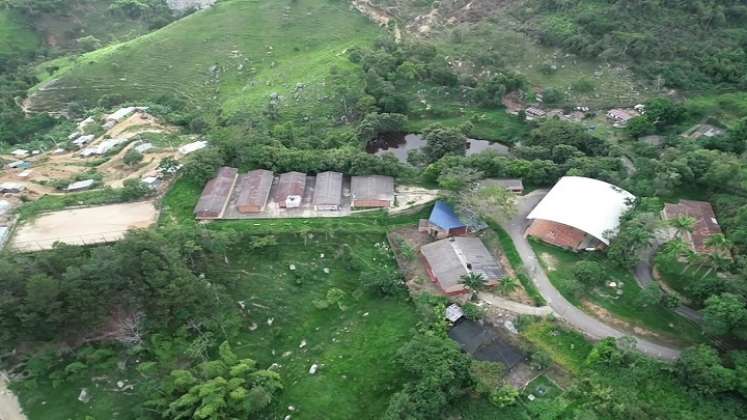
[530,240,705,345]
[522,320,592,374]
[486,221,545,306]
[0,10,40,58]
[12,233,418,420]
[30,0,380,117]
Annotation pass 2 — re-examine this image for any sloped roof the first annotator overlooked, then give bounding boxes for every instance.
[429,201,466,231]
[527,176,635,245]
[351,175,394,202]
[312,171,343,207]
[275,172,307,202]
[662,200,722,253]
[236,169,274,211]
[421,237,503,294]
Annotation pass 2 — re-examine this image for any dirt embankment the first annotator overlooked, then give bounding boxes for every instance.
[0,372,26,420]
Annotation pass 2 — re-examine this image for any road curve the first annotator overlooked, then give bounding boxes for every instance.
[634,243,704,324]
[505,190,681,361]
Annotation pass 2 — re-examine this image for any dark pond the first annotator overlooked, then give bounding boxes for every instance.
[366,133,511,163]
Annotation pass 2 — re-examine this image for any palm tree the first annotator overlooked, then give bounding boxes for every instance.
[704,233,731,257]
[669,216,696,240]
[498,276,519,296]
[460,272,487,301]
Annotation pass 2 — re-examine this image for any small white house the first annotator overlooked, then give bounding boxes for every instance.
[66,179,96,192]
[73,135,96,148]
[178,140,208,155]
[11,149,29,159]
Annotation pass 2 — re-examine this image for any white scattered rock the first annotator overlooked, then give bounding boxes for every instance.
[284,416,292,420]
[323,268,330,274]
[289,264,296,271]
[527,394,536,401]
[363,312,369,317]
[282,351,292,358]
[320,253,325,258]
[78,388,90,403]
[608,282,617,288]
[116,381,125,389]
[267,318,274,326]
[308,364,319,374]
[504,320,518,335]
[299,339,307,349]
[288,406,296,411]
[249,322,258,331]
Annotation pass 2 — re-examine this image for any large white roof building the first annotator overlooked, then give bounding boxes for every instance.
[527,176,635,249]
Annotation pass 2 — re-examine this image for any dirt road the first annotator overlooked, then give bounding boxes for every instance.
[0,373,26,420]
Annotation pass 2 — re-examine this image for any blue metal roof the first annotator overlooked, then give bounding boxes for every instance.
[429,201,465,231]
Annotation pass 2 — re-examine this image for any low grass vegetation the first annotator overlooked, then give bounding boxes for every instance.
[530,240,705,345]
[0,10,39,59]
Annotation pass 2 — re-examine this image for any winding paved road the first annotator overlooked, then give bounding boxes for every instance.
[504,190,682,361]
[634,244,704,324]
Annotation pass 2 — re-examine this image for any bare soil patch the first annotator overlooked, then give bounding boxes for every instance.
[10,201,158,251]
[539,252,558,272]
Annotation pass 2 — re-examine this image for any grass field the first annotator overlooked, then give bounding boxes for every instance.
[13,232,419,419]
[29,0,380,117]
[0,10,40,59]
[530,240,706,345]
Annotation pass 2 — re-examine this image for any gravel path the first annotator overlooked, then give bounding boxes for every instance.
[504,190,681,361]
[0,372,26,420]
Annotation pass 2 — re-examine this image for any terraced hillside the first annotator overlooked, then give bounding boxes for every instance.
[27,0,381,117]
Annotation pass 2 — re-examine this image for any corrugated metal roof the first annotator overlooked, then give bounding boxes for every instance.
[194,167,238,218]
[527,176,635,245]
[275,172,307,203]
[421,237,503,293]
[663,200,723,254]
[313,171,343,207]
[351,175,394,202]
[429,201,465,231]
[236,169,274,212]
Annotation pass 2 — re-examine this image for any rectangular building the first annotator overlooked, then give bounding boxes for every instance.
[275,171,307,208]
[312,171,343,211]
[236,169,274,214]
[351,175,394,208]
[662,200,723,254]
[421,237,504,295]
[194,167,238,219]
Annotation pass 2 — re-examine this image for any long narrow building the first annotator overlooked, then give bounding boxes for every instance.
[312,171,343,211]
[194,167,238,219]
[236,169,274,214]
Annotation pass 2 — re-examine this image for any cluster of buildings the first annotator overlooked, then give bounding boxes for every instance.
[524,176,723,256]
[418,200,506,295]
[194,168,396,219]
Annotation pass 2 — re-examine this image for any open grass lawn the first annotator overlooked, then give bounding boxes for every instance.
[13,233,419,419]
[30,0,380,118]
[0,10,39,58]
[522,320,592,374]
[530,240,706,345]
[218,233,418,419]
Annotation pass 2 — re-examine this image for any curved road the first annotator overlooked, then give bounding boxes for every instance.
[634,244,704,324]
[505,190,681,361]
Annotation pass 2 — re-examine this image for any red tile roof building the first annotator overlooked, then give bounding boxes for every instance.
[662,200,723,254]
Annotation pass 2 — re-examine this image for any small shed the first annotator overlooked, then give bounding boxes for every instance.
[7,161,31,170]
[419,201,467,238]
[134,142,154,153]
[312,171,343,211]
[485,178,524,194]
[448,319,525,368]
[11,149,29,158]
[525,107,546,119]
[420,236,504,295]
[73,135,95,147]
[275,171,307,208]
[66,179,96,192]
[194,167,238,219]
[178,140,208,155]
[351,175,394,208]
[236,169,274,214]
[445,304,464,322]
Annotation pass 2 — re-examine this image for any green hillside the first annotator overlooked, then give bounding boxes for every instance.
[0,9,40,60]
[28,0,380,116]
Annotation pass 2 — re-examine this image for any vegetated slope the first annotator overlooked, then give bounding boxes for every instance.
[514,0,747,90]
[0,9,40,62]
[27,0,380,116]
